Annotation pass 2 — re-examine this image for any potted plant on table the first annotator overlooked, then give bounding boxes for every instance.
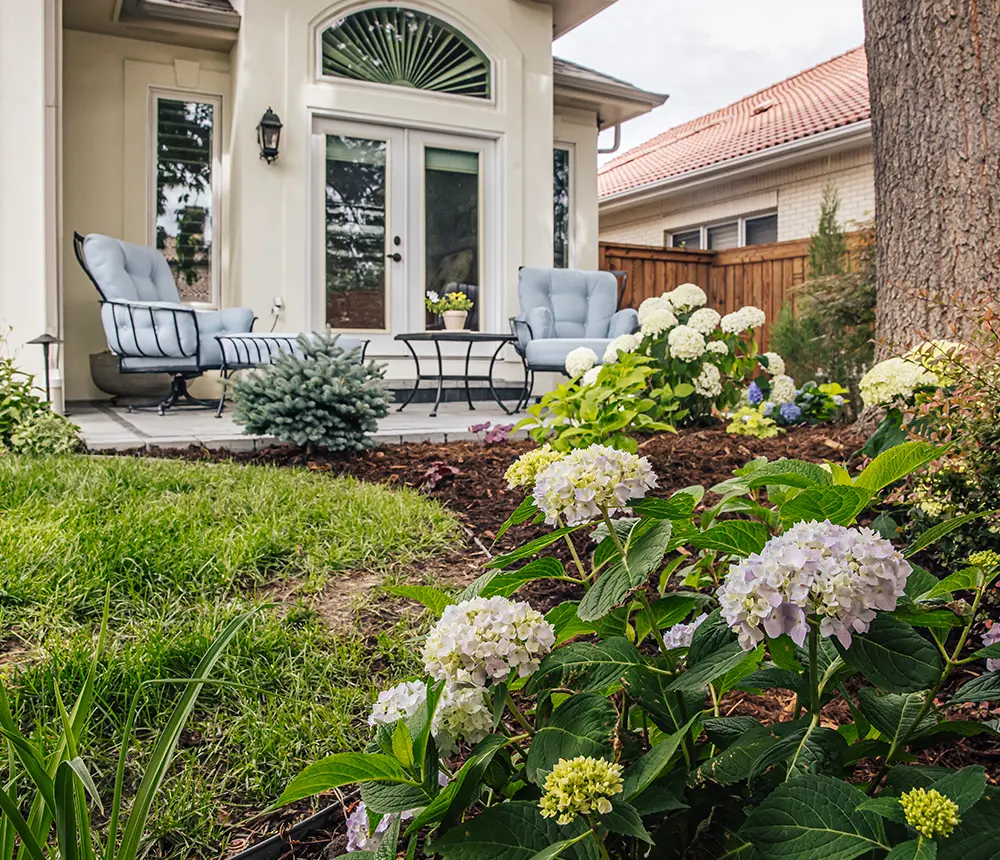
[426,288,474,331]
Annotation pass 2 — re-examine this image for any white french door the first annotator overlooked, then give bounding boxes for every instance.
[312,117,497,355]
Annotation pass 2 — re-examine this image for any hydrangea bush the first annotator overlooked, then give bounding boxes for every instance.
[232,332,390,453]
[728,379,849,439]
[520,285,784,451]
[279,440,1000,860]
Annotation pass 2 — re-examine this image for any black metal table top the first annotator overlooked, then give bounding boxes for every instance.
[394,331,516,343]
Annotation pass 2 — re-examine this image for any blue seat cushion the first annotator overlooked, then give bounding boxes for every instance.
[525,338,612,372]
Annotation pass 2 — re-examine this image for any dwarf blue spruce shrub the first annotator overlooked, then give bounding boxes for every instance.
[232,332,390,452]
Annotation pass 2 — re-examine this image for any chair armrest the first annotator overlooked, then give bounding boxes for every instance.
[100,299,199,360]
[509,317,534,355]
[608,308,640,338]
[207,306,255,335]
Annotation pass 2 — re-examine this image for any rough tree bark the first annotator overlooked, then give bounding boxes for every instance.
[863,0,1000,357]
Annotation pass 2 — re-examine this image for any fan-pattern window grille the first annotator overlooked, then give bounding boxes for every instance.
[320,8,491,100]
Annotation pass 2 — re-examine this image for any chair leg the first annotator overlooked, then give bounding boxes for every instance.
[125,374,218,415]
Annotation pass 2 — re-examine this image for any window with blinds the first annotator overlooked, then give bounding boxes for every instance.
[154,95,219,305]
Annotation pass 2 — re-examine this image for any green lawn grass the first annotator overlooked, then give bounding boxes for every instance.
[0,455,458,858]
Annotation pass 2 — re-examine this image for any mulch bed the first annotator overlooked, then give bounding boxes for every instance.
[112,425,1000,856]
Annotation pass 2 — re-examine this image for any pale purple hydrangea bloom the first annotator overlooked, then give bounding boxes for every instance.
[422,597,555,688]
[533,444,658,526]
[718,520,912,651]
[346,803,412,852]
[779,402,803,423]
[662,613,710,651]
[983,625,1000,672]
[762,401,775,417]
[367,680,492,753]
[747,382,764,406]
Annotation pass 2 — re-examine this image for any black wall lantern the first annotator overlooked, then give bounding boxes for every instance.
[257,107,283,164]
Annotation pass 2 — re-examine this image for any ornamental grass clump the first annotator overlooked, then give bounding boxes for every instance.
[232,332,390,452]
[279,440,1000,860]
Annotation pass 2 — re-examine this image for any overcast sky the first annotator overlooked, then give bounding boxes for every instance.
[555,0,866,161]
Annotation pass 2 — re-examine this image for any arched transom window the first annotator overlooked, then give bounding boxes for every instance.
[320,7,492,100]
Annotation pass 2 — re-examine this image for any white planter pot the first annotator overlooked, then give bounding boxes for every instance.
[442,310,468,331]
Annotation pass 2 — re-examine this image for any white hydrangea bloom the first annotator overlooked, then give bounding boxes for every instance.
[603,333,641,363]
[770,374,797,405]
[706,340,730,356]
[422,597,555,688]
[434,686,494,754]
[859,356,939,408]
[369,680,427,727]
[662,613,710,650]
[565,347,598,378]
[983,625,1000,672]
[666,325,706,361]
[720,306,767,334]
[687,307,722,335]
[581,366,600,387]
[533,443,658,526]
[667,283,708,312]
[367,681,493,753]
[693,363,723,398]
[640,308,678,337]
[762,352,785,376]
[637,296,673,324]
[717,520,912,650]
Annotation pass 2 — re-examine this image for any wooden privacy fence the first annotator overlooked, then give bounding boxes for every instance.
[600,239,814,347]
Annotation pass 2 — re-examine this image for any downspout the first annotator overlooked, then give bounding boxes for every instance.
[598,121,621,155]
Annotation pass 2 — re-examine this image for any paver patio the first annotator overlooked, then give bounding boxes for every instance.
[68,400,526,451]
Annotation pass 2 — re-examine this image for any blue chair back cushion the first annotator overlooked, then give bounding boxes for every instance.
[83,234,181,303]
[518,268,619,339]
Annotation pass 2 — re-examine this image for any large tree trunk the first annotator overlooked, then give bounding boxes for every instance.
[863,0,1000,357]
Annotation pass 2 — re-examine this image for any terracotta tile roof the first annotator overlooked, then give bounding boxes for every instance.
[599,46,870,198]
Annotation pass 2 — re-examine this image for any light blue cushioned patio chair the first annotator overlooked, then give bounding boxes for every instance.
[510,267,639,406]
[74,231,255,414]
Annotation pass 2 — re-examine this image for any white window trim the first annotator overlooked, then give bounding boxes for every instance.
[148,88,223,309]
[553,141,575,268]
[667,208,778,251]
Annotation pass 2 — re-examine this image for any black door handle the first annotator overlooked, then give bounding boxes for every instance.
[386,252,402,262]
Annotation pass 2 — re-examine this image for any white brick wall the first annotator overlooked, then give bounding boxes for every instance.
[599,144,875,246]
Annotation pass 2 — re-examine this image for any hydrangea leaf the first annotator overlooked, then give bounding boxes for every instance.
[621,667,705,735]
[488,527,586,569]
[495,495,539,542]
[667,643,754,692]
[948,671,1000,705]
[918,567,983,600]
[689,521,769,557]
[837,616,943,693]
[904,512,993,558]
[527,637,642,695]
[856,796,907,824]
[384,585,455,617]
[634,594,708,644]
[749,723,848,781]
[779,486,873,527]
[621,715,698,800]
[853,441,942,494]
[930,766,987,813]
[373,815,400,860]
[277,753,414,806]
[741,774,888,859]
[885,838,937,860]
[629,493,698,521]
[361,780,438,815]
[856,689,934,746]
[526,694,617,783]
[544,602,598,646]
[734,459,834,489]
[702,716,764,748]
[477,558,568,600]
[938,834,1000,860]
[693,725,778,786]
[688,610,738,665]
[600,801,653,844]
[430,801,598,860]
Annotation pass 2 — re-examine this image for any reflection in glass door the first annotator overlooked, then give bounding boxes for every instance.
[423,147,481,330]
[324,134,391,330]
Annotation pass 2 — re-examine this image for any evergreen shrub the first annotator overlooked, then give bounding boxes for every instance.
[232,333,390,452]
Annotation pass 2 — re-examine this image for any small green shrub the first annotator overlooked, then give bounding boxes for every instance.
[7,408,81,455]
[232,332,391,452]
[0,340,46,444]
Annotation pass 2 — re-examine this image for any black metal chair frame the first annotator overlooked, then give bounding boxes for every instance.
[213,334,370,417]
[73,231,254,415]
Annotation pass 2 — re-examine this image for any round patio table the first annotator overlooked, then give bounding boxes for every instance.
[394,331,527,417]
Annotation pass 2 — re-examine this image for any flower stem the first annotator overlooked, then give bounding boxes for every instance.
[505,690,535,735]
[586,816,612,860]
[563,533,589,584]
[807,622,821,720]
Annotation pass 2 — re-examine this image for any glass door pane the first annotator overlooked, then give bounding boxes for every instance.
[424,146,480,330]
[325,134,389,330]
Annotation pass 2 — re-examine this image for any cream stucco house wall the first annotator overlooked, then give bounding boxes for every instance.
[0,0,664,404]
[598,47,873,252]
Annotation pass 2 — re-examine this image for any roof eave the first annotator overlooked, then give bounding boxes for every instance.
[118,0,241,35]
[599,119,872,212]
[553,75,667,129]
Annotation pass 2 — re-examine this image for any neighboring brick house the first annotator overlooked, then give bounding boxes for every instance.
[598,47,873,249]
